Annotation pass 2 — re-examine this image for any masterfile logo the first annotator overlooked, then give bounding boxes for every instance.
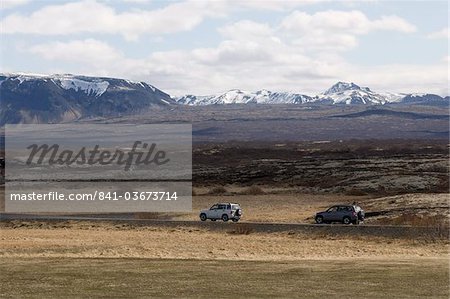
[26,141,170,171]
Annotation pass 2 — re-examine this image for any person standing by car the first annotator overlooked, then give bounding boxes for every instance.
[353,202,364,222]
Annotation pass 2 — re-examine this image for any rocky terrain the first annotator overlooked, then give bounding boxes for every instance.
[192,140,449,194]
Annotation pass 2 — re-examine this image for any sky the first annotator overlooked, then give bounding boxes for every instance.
[0,0,448,96]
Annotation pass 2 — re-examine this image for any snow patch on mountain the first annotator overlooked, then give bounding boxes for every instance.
[57,77,109,97]
[323,82,362,95]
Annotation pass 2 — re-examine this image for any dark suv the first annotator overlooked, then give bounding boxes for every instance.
[315,205,364,225]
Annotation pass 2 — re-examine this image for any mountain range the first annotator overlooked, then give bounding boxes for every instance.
[0,73,448,125]
[176,81,449,106]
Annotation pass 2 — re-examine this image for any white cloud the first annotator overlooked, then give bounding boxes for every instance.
[281,10,370,34]
[28,39,123,65]
[281,10,415,34]
[0,0,30,10]
[218,20,274,41]
[280,10,415,51]
[370,15,416,32]
[427,28,449,39]
[225,0,326,11]
[0,0,224,40]
[24,35,447,96]
[123,0,151,3]
[348,64,449,96]
[13,5,446,96]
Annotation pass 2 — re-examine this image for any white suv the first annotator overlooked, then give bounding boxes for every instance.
[199,203,242,222]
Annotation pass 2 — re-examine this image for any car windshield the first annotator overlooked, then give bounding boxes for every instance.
[210,204,218,210]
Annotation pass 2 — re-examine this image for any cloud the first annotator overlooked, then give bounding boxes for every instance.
[225,0,326,11]
[370,15,416,32]
[280,10,415,34]
[0,0,224,40]
[123,0,151,3]
[278,10,416,53]
[28,39,123,65]
[348,64,449,96]
[14,5,446,96]
[24,35,447,96]
[280,10,415,51]
[0,0,30,10]
[218,20,274,40]
[427,27,449,39]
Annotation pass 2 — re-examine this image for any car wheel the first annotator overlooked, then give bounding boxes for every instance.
[222,214,229,222]
[343,216,351,225]
[232,218,239,222]
[200,213,207,221]
[315,216,324,224]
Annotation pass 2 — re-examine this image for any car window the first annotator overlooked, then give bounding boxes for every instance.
[327,207,337,212]
[337,206,350,211]
[217,204,226,210]
[210,204,218,210]
[227,204,231,210]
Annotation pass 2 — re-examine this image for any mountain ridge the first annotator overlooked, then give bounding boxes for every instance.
[175,81,448,106]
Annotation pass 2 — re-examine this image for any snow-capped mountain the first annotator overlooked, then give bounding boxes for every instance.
[176,89,312,105]
[316,81,390,105]
[176,82,448,106]
[0,73,174,125]
[315,82,448,105]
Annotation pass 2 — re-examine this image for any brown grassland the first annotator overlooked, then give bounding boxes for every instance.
[1,138,449,298]
[0,219,449,298]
